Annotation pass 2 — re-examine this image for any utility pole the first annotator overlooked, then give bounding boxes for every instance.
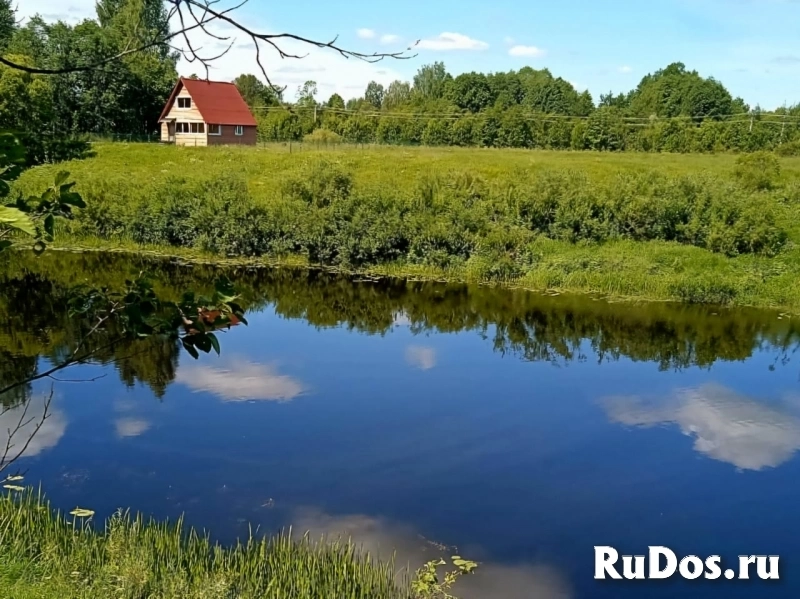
[780,101,787,145]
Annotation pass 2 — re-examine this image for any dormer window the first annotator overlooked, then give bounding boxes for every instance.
[177,97,191,109]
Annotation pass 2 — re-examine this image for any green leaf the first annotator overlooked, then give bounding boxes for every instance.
[207,332,220,355]
[60,191,86,209]
[181,338,200,359]
[195,334,213,354]
[0,240,11,252]
[54,171,70,187]
[44,214,54,238]
[0,206,36,236]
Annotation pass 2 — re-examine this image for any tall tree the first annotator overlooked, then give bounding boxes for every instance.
[445,72,493,113]
[326,93,345,109]
[412,62,451,101]
[296,80,317,107]
[0,0,14,52]
[234,73,279,108]
[364,80,384,109]
[383,80,411,110]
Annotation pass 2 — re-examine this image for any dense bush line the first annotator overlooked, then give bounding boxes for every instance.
[67,156,789,280]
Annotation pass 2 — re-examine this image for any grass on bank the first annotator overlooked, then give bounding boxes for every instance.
[0,488,416,599]
[13,143,800,311]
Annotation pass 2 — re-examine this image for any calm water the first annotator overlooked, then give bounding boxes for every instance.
[2,252,800,598]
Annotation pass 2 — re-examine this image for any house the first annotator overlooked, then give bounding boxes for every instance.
[158,77,257,146]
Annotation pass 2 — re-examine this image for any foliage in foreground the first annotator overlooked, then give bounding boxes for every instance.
[0,487,474,599]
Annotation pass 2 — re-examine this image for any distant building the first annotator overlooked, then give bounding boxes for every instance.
[158,77,257,146]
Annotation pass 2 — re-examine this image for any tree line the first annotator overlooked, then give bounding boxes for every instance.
[251,62,800,153]
[3,0,800,158]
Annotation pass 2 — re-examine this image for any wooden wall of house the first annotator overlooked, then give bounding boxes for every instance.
[164,86,207,146]
[207,125,257,146]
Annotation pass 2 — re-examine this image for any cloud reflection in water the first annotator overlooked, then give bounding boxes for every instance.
[176,360,306,402]
[290,508,572,599]
[603,383,800,471]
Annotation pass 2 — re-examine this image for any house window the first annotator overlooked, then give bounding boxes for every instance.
[176,122,190,133]
[234,125,244,136]
[177,97,192,109]
[190,122,205,133]
[208,124,221,136]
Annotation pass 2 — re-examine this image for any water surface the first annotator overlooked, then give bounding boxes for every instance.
[2,252,799,598]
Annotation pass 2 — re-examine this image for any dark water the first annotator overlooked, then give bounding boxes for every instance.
[2,252,800,598]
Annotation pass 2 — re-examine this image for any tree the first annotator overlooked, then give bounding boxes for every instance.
[296,80,317,107]
[383,80,411,110]
[364,80,384,109]
[628,62,734,120]
[445,72,493,113]
[412,62,451,101]
[326,93,345,109]
[0,0,13,51]
[235,73,278,108]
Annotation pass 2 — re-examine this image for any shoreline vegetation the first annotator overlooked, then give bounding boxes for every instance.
[13,143,800,312]
[0,488,419,599]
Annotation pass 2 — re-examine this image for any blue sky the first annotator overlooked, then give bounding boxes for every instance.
[21,0,800,109]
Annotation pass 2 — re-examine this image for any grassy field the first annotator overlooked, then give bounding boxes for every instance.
[0,488,416,599]
[14,142,800,311]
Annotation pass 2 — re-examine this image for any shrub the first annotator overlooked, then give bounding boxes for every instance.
[303,128,343,144]
[733,151,781,191]
[775,140,800,157]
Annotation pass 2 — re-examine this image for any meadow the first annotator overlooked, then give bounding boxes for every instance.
[14,142,800,310]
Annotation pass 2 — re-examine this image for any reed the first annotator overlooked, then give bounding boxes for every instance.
[0,487,411,599]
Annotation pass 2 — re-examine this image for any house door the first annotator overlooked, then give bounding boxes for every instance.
[167,121,175,142]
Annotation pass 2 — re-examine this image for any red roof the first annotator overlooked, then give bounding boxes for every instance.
[158,77,257,126]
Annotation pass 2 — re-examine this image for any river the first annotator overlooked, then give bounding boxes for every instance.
[1,252,798,598]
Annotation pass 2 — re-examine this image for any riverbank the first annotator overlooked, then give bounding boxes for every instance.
[0,488,411,599]
[13,143,800,311]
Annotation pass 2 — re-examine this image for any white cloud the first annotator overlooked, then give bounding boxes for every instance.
[380,33,401,45]
[115,418,151,438]
[503,36,515,45]
[290,508,573,599]
[508,45,546,58]
[602,383,800,471]
[568,80,587,92]
[17,0,94,24]
[418,32,489,51]
[176,359,306,402]
[405,345,436,371]
[0,394,67,461]
[357,28,376,40]
[618,65,633,73]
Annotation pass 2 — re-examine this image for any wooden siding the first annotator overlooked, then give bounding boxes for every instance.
[207,125,257,146]
[163,87,207,146]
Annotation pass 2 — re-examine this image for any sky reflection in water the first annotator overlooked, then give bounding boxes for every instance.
[2,254,799,598]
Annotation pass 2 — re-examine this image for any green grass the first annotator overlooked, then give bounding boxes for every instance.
[0,488,411,599]
[13,142,800,312]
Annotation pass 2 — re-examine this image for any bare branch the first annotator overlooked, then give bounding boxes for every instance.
[1,0,417,83]
[0,388,52,475]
